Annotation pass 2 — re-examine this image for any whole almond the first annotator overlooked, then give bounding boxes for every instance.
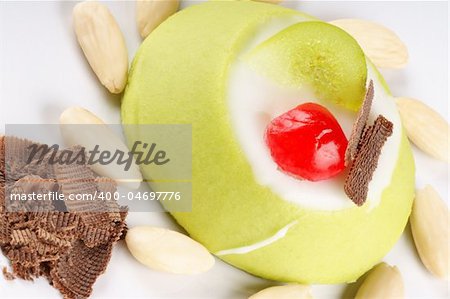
[60,107,143,189]
[136,0,179,39]
[355,263,404,299]
[410,185,449,278]
[395,97,449,163]
[73,1,128,93]
[249,285,312,299]
[126,226,215,274]
[330,19,408,69]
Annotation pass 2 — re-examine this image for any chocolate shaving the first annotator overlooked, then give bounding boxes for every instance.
[36,228,72,248]
[2,266,15,280]
[96,177,123,215]
[0,136,5,211]
[11,261,39,280]
[0,136,127,298]
[51,241,113,298]
[4,137,36,170]
[33,211,81,232]
[80,226,114,248]
[5,247,39,267]
[7,175,57,212]
[54,147,97,206]
[3,137,55,183]
[345,80,374,166]
[344,115,393,206]
[0,207,10,245]
[6,212,27,226]
[10,228,35,247]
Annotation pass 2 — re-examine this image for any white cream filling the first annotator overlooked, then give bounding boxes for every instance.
[365,65,402,210]
[215,221,298,256]
[228,20,402,211]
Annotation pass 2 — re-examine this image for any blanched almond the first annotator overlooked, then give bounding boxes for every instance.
[410,185,449,278]
[73,1,128,93]
[136,0,179,38]
[395,97,449,163]
[59,107,143,189]
[330,19,408,69]
[248,285,312,299]
[126,226,215,274]
[355,263,404,299]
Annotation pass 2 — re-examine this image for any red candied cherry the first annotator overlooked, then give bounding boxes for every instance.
[265,102,348,181]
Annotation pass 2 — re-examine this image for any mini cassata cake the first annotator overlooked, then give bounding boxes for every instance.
[121,1,415,284]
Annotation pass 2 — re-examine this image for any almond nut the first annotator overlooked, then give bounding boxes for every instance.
[136,0,179,38]
[73,1,128,93]
[395,97,449,163]
[410,185,449,278]
[248,285,312,299]
[59,107,143,189]
[126,226,215,274]
[330,19,408,69]
[355,263,404,299]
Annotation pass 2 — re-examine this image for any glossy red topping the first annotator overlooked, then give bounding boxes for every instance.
[265,102,348,181]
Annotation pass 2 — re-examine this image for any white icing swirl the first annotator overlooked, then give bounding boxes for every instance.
[215,221,298,256]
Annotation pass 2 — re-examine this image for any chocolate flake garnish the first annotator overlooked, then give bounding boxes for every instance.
[10,228,35,247]
[8,175,57,212]
[36,228,72,248]
[0,217,9,245]
[3,266,15,280]
[344,115,393,206]
[0,136,5,208]
[345,80,374,166]
[54,146,97,204]
[51,241,113,298]
[0,136,127,298]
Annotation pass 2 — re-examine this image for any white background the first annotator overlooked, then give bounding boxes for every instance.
[0,1,448,298]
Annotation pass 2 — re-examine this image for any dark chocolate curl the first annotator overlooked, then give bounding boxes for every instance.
[344,115,393,206]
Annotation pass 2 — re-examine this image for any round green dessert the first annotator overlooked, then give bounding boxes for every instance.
[122,1,414,283]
